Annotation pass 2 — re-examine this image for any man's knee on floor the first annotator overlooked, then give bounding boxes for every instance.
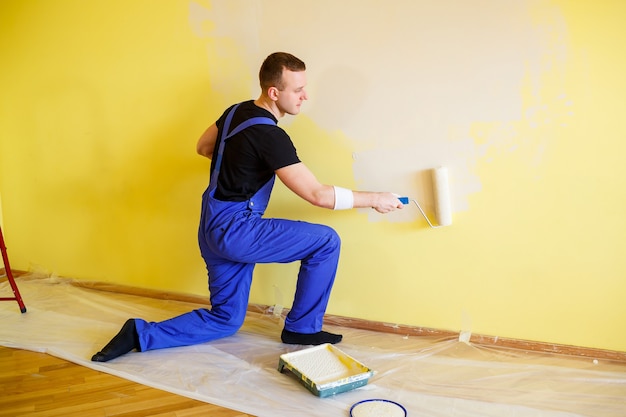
[204,307,247,334]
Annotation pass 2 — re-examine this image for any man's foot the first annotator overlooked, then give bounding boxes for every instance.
[91,319,139,362]
[281,329,342,345]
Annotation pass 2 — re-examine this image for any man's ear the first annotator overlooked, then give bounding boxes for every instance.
[268,86,279,101]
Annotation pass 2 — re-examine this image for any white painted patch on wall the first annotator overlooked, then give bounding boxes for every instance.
[188,1,265,98]
[189,1,570,222]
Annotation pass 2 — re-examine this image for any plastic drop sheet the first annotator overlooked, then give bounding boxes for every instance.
[1,274,625,417]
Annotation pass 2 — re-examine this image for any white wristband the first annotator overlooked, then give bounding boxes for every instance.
[333,186,354,210]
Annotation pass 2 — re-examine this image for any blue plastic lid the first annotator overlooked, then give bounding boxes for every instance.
[350,398,407,417]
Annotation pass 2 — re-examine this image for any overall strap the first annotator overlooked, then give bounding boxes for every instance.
[224,116,276,140]
[209,103,276,191]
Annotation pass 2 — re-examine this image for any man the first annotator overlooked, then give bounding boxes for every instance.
[92,52,402,362]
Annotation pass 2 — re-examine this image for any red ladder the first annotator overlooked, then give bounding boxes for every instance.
[0,226,27,313]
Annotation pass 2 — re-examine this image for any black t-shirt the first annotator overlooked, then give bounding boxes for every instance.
[211,100,301,201]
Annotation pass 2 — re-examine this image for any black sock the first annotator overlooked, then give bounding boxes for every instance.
[91,319,139,362]
[281,329,342,345]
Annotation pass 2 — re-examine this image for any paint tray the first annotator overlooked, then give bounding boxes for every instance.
[277,343,375,397]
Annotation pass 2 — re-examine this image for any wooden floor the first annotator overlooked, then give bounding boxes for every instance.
[0,346,252,417]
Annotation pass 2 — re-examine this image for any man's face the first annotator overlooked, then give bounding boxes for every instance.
[275,69,308,115]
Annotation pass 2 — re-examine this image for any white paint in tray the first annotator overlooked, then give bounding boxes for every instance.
[281,344,370,386]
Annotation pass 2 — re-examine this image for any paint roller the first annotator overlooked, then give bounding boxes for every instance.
[398,166,452,228]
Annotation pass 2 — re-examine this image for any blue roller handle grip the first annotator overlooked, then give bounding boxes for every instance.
[398,196,409,205]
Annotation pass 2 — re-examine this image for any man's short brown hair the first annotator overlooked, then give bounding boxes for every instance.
[259,52,306,91]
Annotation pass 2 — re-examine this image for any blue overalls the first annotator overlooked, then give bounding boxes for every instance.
[135,104,341,351]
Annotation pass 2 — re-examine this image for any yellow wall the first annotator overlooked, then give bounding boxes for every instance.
[1,0,625,352]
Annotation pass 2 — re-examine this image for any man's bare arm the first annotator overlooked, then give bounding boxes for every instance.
[276,163,403,213]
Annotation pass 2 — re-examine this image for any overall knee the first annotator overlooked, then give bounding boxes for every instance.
[208,307,246,335]
[314,225,341,260]
[326,226,341,252]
